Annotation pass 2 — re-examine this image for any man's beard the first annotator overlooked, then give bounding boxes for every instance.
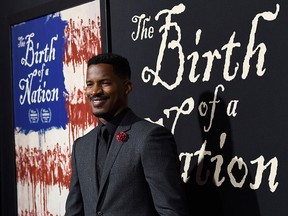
[93,111,112,121]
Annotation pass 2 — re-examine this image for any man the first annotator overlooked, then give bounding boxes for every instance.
[65,53,188,216]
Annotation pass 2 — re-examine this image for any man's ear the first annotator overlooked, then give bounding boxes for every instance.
[124,80,133,95]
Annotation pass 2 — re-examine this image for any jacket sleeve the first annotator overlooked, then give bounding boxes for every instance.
[65,139,84,216]
[141,125,189,216]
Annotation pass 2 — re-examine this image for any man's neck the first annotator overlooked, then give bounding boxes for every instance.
[98,107,129,125]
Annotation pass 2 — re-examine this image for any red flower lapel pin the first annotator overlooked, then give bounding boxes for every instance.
[116,132,128,142]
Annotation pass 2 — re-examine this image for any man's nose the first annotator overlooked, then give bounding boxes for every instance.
[91,84,103,95]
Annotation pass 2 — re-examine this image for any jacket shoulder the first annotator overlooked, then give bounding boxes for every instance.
[73,127,97,148]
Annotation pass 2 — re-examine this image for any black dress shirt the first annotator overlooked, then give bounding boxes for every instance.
[96,108,129,187]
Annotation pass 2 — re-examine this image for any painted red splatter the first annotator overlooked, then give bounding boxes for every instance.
[63,16,102,72]
[16,144,71,187]
[16,144,71,216]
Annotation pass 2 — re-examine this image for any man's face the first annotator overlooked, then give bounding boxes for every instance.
[85,63,132,123]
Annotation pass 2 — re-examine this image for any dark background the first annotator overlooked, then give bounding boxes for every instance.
[1,0,288,215]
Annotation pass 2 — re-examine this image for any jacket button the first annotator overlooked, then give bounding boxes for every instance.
[97,211,103,216]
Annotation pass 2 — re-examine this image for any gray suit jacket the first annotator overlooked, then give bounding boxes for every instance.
[65,109,188,216]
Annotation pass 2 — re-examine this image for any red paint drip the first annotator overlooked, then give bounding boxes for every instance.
[16,144,72,215]
[16,145,72,188]
[63,17,102,71]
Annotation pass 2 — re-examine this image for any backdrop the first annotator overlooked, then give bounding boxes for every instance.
[109,0,288,215]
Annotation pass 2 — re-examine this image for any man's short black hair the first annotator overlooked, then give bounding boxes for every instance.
[88,53,131,80]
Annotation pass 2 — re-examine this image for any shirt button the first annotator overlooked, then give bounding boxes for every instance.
[97,211,103,216]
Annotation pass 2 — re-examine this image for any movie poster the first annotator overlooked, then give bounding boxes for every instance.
[11,0,101,215]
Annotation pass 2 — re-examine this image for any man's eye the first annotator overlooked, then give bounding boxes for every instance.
[86,83,93,87]
[102,80,111,85]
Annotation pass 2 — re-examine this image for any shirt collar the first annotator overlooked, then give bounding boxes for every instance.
[99,108,129,136]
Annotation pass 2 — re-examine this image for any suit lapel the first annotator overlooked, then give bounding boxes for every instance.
[97,124,131,195]
[89,127,100,195]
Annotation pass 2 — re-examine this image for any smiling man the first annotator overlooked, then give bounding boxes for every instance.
[65,53,189,216]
